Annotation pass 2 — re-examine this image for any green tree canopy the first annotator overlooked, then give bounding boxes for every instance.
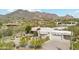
[25,26,32,33]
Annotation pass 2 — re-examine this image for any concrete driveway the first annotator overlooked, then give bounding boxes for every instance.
[41,39,70,50]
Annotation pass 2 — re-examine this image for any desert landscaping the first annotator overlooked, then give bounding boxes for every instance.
[0,9,79,50]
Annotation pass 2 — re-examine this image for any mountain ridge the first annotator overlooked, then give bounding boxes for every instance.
[0,9,74,21]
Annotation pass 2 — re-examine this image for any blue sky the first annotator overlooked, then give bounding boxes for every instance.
[0,9,79,18]
[40,9,79,18]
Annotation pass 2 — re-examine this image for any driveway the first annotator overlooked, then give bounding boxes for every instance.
[41,39,70,50]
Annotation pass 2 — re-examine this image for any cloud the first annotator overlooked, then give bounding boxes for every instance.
[23,9,41,12]
[7,9,16,12]
[6,9,41,12]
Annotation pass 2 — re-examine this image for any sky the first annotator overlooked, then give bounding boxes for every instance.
[0,9,79,18]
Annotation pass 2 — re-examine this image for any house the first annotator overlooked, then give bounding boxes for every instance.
[56,21,78,26]
[3,21,20,28]
[5,23,20,26]
[32,27,72,40]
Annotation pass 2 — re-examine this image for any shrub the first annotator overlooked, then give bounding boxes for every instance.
[29,38,43,49]
[0,40,15,50]
[0,32,2,38]
[73,42,79,50]
[72,37,76,41]
[20,36,30,47]
[2,29,13,37]
[25,26,31,34]
[0,22,2,28]
[5,42,15,50]
[33,31,38,36]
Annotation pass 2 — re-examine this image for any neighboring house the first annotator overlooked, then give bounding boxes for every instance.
[3,22,20,29]
[52,27,67,30]
[56,21,78,26]
[32,27,72,40]
[5,23,20,27]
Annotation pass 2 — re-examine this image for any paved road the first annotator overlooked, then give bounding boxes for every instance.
[41,40,70,50]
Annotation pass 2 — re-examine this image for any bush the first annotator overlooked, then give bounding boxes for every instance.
[29,38,43,49]
[72,37,76,41]
[0,32,2,38]
[25,26,31,34]
[2,29,13,37]
[73,42,79,50]
[33,31,38,36]
[5,42,15,50]
[0,40,15,50]
[20,36,30,47]
[0,22,2,28]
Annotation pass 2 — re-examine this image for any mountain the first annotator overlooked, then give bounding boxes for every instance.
[63,15,74,19]
[0,9,74,22]
[5,9,59,20]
